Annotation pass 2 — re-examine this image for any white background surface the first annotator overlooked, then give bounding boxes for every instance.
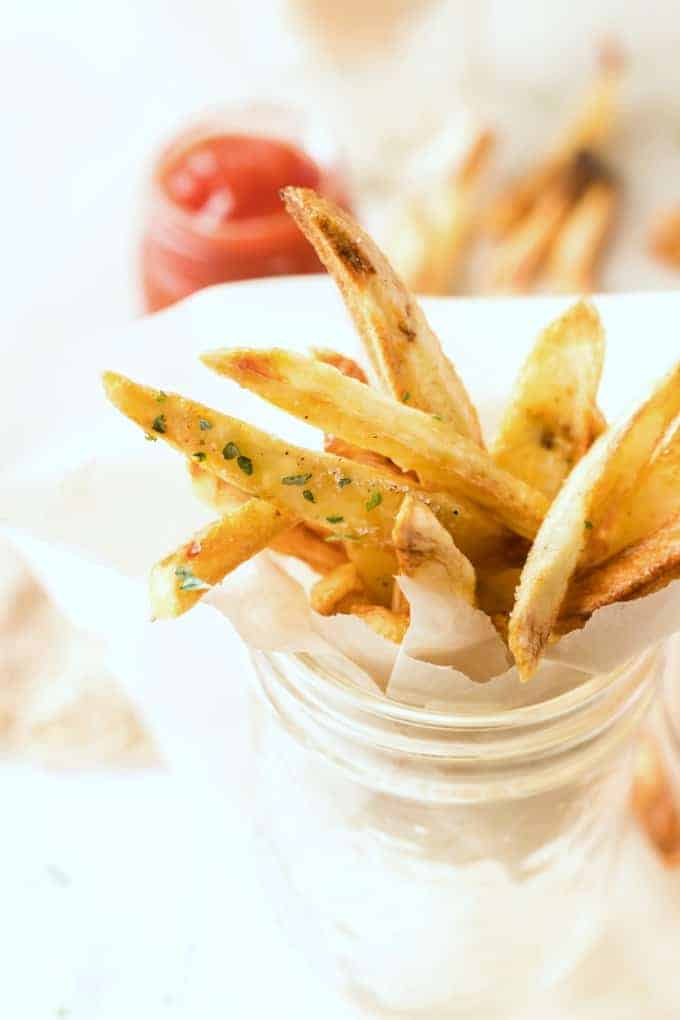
[2,3,680,1018]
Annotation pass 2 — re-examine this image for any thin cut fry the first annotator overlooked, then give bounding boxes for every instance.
[203,348,548,540]
[509,362,680,679]
[345,543,398,607]
[563,513,680,617]
[310,562,365,616]
[102,373,504,560]
[149,502,292,619]
[492,301,605,498]
[188,461,347,573]
[281,186,483,444]
[350,604,410,644]
[546,179,618,293]
[393,494,476,605]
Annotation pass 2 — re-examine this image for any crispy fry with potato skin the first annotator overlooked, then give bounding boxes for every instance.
[563,513,680,617]
[509,362,680,679]
[150,502,292,619]
[281,187,484,444]
[103,372,501,560]
[492,301,605,498]
[546,179,618,293]
[393,494,476,606]
[188,461,347,574]
[350,604,410,644]
[310,562,365,616]
[202,348,548,540]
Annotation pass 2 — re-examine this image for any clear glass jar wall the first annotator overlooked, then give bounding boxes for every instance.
[249,649,659,1018]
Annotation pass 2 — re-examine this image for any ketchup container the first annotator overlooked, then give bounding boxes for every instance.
[140,106,351,312]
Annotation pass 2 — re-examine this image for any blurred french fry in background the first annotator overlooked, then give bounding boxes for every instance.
[546,178,619,293]
[632,736,680,867]
[390,129,495,295]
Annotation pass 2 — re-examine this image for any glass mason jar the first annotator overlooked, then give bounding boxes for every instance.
[248,648,660,1018]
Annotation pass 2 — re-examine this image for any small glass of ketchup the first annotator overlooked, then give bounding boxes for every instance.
[140,105,351,313]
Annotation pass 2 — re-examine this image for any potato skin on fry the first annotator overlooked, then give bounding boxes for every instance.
[150,502,292,619]
[492,301,605,499]
[281,186,483,445]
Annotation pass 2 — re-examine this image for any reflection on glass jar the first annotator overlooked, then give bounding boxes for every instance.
[248,649,658,1018]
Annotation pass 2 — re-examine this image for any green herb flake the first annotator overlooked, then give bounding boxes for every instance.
[156,390,167,403]
[432,414,443,422]
[402,391,411,403]
[282,473,312,486]
[199,418,213,431]
[237,455,253,475]
[192,451,207,462]
[223,442,239,460]
[326,515,344,524]
[174,566,211,592]
[144,432,157,442]
[584,520,593,529]
[338,476,352,488]
[302,489,315,503]
[365,491,382,512]
[151,414,166,434]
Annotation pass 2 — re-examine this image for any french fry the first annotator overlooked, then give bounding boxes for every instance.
[564,513,680,617]
[311,348,369,384]
[345,543,398,607]
[391,129,494,296]
[546,179,618,293]
[492,301,605,498]
[393,494,476,606]
[476,564,522,617]
[590,404,608,441]
[281,186,484,444]
[350,604,410,644]
[490,153,605,293]
[202,348,548,540]
[649,207,680,270]
[509,363,680,679]
[188,461,347,573]
[310,562,365,616]
[102,373,505,560]
[149,501,292,619]
[486,46,624,238]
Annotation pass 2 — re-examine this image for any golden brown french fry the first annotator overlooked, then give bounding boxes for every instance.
[149,501,292,619]
[350,604,410,644]
[188,461,347,573]
[546,179,618,293]
[649,208,680,270]
[202,348,548,540]
[486,47,624,238]
[311,348,369,384]
[509,363,680,679]
[281,186,484,444]
[103,372,505,560]
[632,736,680,867]
[606,425,680,554]
[390,129,494,296]
[345,543,397,607]
[492,301,605,498]
[393,494,476,605]
[563,513,680,617]
[310,562,365,616]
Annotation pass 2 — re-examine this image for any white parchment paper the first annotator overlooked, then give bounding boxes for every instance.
[2,281,680,761]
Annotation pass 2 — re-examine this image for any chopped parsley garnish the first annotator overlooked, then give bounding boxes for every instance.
[151,414,166,434]
[365,491,382,512]
[223,442,239,460]
[282,473,312,485]
[156,390,167,403]
[192,451,207,462]
[237,455,253,475]
[432,414,443,422]
[584,520,593,529]
[174,566,210,592]
[402,391,411,402]
[338,476,352,488]
[302,489,315,502]
[144,432,157,442]
[326,515,344,524]
[199,418,213,431]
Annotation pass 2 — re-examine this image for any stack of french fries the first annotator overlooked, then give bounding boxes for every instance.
[104,187,680,683]
[392,48,623,297]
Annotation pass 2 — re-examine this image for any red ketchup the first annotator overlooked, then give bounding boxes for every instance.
[140,112,350,313]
